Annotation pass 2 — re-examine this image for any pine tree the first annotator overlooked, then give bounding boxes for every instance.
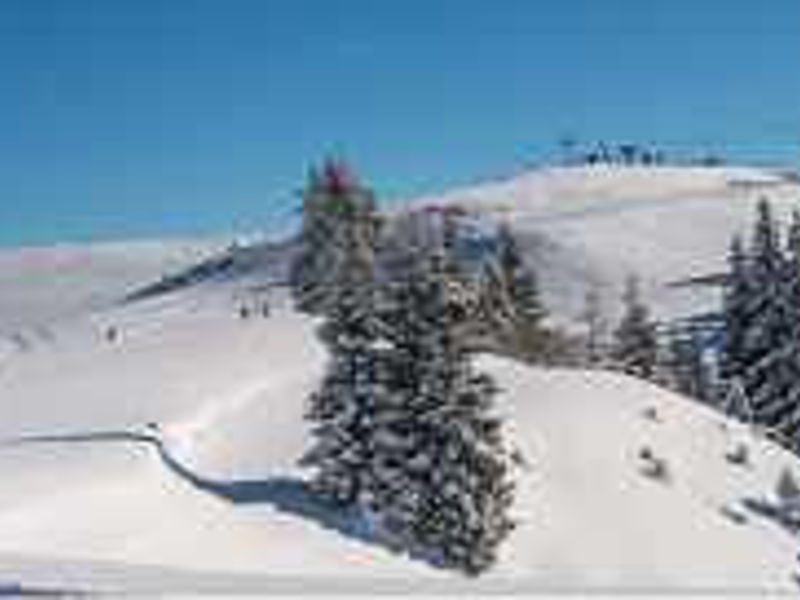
[719,234,752,387]
[612,275,659,380]
[497,225,545,327]
[289,159,382,314]
[489,224,547,359]
[289,166,330,312]
[748,209,800,447]
[299,226,386,505]
[580,285,608,366]
[359,251,517,576]
[776,210,800,446]
[738,198,793,439]
[718,199,800,448]
[298,163,386,505]
[668,330,712,402]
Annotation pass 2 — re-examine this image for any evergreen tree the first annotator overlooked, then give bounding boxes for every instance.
[777,210,800,445]
[612,275,659,380]
[299,225,386,505]
[298,163,386,504]
[668,331,712,403]
[718,199,800,448]
[747,209,800,447]
[719,234,752,386]
[497,224,545,327]
[289,159,382,314]
[737,199,793,438]
[580,285,608,366]
[359,251,517,576]
[490,224,547,358]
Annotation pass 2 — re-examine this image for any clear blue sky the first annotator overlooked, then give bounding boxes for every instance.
[1,0,799,246]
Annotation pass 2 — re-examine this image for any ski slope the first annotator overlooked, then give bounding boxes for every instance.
[2,165,800,593]
[0,238,224,337]
[412,165,800,321]
[0,282,799,593]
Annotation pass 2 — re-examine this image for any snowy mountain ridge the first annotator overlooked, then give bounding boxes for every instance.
[122,164,800,324]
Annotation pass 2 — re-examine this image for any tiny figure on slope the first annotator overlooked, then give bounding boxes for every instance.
[638,445,671,483]
[105,326,119,343]
[642,406,660,422]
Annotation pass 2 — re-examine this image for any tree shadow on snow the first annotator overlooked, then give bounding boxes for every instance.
[3,429,415,565]
[150,437,377,546]
[740,496,800,536]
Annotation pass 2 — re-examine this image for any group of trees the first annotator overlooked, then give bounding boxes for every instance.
[572,198,800,433]
[558,138,725,169]
[291,157,759,573]
[584,275,713,403]
[291,160,519,575]
[719,198,800,450]
[560,139,668,167]
[288,157,800,573]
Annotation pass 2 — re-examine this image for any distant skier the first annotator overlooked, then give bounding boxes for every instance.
[105,326,119,343]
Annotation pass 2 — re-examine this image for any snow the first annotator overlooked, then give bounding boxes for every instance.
[411,165,800,321]
[0,285,798,592]
[494,359,799,589]
[2,165,800,593]
[0,237,224,336]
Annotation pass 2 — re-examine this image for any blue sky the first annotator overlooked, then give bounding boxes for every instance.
[1,0,799,246]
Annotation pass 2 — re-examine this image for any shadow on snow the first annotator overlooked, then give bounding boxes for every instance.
[1,428,416,566]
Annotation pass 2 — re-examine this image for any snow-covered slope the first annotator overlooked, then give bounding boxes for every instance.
[106,166,800,326]
[3,165,800,593]
[1,281,799,594]
[0,238,224,337]
[412,165,800,321]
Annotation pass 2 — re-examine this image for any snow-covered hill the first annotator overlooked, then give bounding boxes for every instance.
[3,165,800,593]
[0,280,799,594]
[412,165,800,322]
[117,165,800,326]
[0,238,224,337]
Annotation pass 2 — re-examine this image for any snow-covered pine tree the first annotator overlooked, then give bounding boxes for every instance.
[580,285,609,366]
[497,224,545,328]
[298,196,388,506]
[359,250,517,576]
[486,223,547,359]
[775,210,800,448]
[719,233,752,388]
[289,166,329,311]
[746,209,800,448]
[289,159,382,314]
[612,275,659,380]
[668,330,712,403]
[737,198,796,441]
